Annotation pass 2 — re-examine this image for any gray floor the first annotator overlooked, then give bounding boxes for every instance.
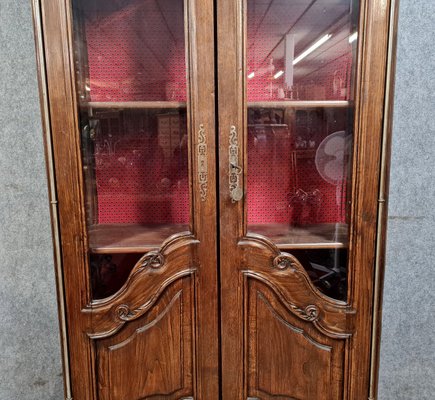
[0,0,433,399]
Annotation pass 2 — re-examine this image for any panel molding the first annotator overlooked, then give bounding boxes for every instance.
[95,279,194,400]
[110,290,182,348]
[247,280,345,400]
[84,233,198,339]
[240,233,355,339]
[257,291,332,353]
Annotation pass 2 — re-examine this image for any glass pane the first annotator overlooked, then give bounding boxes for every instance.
[247,0,359,301]
[72,0,189,299]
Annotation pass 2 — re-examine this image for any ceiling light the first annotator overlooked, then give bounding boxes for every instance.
[273,70,284,79]
[349,31,358,44]
[293,34,332,66]
[248,72,255,79]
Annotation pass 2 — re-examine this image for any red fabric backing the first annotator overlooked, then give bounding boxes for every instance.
[81,1,352,226]
[85,0,186,102]
[247,126,348,225]
[93,114,189,224]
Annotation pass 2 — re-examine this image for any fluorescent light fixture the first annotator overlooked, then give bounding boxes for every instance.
[293,34,332,65]
[349,31,358,43]
[273,70,284,79]
[248,72,255,79]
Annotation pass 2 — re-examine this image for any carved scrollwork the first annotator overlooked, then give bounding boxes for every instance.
[110,251,165,322]
[114,304,136,321]
[229,125,243,202]
[287,302,319,322]
[271,254,320,321]
[113,300,152,322]
[140,251,165,269]
[273,254,299,270]
[303,305,319,321]
[198,124,208,202]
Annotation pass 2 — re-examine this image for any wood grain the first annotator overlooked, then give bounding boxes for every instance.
[95,279,194,400]
[247,280,345,400]
[248,223,348,249]
[35,0,219,398]
[34,0,396,397]
[88,224,190,254]
[346,0,395,398]
[217,0,395,398]
[248,100,349,109]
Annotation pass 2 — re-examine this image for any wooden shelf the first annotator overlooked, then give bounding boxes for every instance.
[88,223,190,254]
[248,223,348,249]
[248,100,350,108]
[82,101,187,110]
[88,223,347,253]
[82,100,348,110]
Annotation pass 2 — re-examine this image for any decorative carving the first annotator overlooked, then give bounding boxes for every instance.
[114,290,182,323]
[244,270,354,338]
[139,251,165,270]
[257,291,328,351]
[300,305,320,322]
[273,254,299,270]
[198,124,208,202]
[229,125,243,202]
[265,288,320,322]
[114,304,137,322]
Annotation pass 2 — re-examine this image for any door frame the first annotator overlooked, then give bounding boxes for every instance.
[32,0,219,398]
[217,0,398,398]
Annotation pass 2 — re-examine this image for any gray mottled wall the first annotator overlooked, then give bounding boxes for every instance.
[378,1,435,399]
[0,0,433,399]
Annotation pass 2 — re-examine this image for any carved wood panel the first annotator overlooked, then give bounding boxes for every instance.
[247,280,345,400]
[95,278,194,400]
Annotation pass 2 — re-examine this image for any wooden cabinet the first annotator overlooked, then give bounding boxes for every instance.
[32,0,398,399]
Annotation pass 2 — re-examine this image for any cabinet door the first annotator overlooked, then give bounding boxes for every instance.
[38,0,218,399]
[217,0,392,398]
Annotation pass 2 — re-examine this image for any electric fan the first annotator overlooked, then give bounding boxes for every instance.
[315,130,351,206]
[312,131,352,298]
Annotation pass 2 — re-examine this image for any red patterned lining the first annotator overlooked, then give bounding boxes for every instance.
[81,0,352,226]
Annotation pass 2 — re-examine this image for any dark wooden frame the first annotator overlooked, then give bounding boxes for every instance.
[32,0,219,399]
[217,0,398,399]
[31,0,398,398]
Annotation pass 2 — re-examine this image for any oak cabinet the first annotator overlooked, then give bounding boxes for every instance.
[32,0,398,399]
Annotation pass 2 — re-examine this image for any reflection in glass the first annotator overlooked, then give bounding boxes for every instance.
[247,0,358,102]
[247,0,359,300]
[72,0,189,299]
[291,249,348,301]
[90,253,143,299]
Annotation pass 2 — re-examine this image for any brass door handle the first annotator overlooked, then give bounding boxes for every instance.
[229,125,243,202]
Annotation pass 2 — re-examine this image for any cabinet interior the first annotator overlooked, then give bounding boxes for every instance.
[73,0,356,301]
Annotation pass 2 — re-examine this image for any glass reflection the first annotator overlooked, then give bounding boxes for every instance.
[72,0,189,299]
[247,0,359,300]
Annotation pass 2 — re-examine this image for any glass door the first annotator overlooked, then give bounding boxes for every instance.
[217,0,392,398]
[245,0,359,302]
[39,0,218,398]
[73,0,191,299]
